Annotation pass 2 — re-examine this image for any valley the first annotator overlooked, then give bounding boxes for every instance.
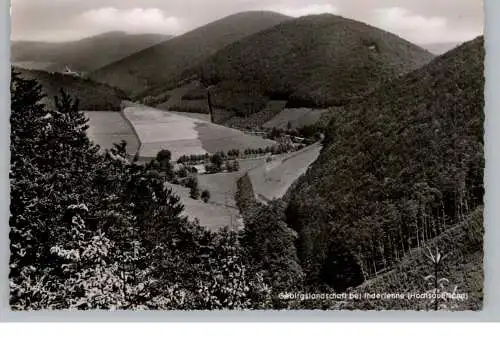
[84,101,322,229]
[10,7,484,311]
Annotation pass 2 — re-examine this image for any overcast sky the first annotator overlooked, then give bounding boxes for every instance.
[10,0,483,45]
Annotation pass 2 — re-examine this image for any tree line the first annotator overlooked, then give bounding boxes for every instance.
[9,69,276,310]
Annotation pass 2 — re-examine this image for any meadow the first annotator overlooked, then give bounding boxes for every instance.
[84,111,140,156]
[248,142,322,201]
[164,182,243,231]
[198,172,241,208]
[263,107,330,130]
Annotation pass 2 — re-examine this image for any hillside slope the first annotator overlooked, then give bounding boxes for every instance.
[14,67,128,111]
[11,32,171,73]
[179,14,434,118]
[90,11,291,94]
[286,36,484,291]
[339,207,483,310]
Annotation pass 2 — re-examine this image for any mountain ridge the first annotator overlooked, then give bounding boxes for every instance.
[11,32,172,73]
[90,11,292,94]
[161,13,434,122]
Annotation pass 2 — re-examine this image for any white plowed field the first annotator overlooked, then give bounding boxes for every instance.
[123,104,276,161]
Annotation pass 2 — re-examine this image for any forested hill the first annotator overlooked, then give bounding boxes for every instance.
[179,13,434,117]
[11,32,171,73]
[286,36,484,291]
[14,67,128,111]
[90,11,291,95]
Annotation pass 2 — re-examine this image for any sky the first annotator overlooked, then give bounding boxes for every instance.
[10,0,483,45]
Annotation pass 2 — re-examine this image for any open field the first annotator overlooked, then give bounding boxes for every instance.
[165,182,243,231]
[123,104,276,160]
[154,81,202,108]
[84,111,140,156]
[224,100,288,129]
[248,142,322,201]
[263,107,330,130]
[198,172,241,208]
[196,157,267,209]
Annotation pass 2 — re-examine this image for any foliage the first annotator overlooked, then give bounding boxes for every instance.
[331,216,483,311]
[287,37,484,290]
[236,175,304,303]
[155,149,174,180]
[226,160,240,172]
[464,206,484,252]
[201,190,211,203]
[9,68,271,310]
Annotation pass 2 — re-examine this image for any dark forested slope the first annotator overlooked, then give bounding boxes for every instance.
[180,14,434,118]
[90,11,291,94]
[14,67,128,111]
[286,36,484,291]
[11,32,171,73]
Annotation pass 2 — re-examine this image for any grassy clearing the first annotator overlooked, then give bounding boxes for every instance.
[263,107,329,130]
[164,182,243,231]
[154,81,202,108]
[194,121,275,154]
[198,172,241,208]
[84,111,140,155]
[224,100,288,129]
[248,142,321,201]
[197,157,271,210]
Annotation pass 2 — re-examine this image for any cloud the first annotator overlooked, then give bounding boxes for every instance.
[267,3,339,18]
[372,7,481,44]
[80,7,184,35]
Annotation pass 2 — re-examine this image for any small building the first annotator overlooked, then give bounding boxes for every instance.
[193,164,207,175]
[62,65,80,77]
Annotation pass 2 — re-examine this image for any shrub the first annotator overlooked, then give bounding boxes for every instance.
[201,190,211,203]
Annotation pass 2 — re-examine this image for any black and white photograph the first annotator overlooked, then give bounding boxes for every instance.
[9,0,484,311]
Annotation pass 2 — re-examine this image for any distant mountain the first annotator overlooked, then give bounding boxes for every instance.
[171,14,435,121]
[90,11,291,95]
[13,67,128,111]
[286,36,484,291]
[11,32,172,73]
[422,42,461,55]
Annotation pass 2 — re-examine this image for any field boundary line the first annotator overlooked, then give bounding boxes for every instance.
[120,101,143,158]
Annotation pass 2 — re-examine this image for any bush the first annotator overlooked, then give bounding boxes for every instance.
[201,190,211,203]
[190,185,200,200]
[226,160,240,172]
